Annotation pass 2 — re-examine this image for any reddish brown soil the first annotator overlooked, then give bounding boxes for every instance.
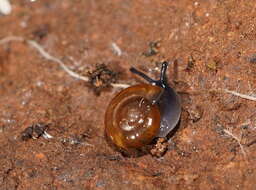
[0,0,256,189]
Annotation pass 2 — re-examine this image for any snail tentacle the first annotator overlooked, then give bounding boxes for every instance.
[130,61,170,88]
[130,67,157,84]
[159,61,169,87]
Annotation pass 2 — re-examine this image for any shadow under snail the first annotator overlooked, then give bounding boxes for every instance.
[105,61,181,155]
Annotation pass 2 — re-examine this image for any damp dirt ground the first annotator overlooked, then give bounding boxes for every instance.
[0,0,256,189]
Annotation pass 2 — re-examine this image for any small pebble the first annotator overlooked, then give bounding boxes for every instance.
[0,0,11,15]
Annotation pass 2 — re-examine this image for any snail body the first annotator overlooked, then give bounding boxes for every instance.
[105,62,181,154]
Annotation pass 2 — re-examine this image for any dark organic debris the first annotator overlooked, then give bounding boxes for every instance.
[32,24,49,40]
[87,64,118,95]
[142,40,160,57]
[249,55,256,64]
[21,123,49,141]
[185,55,195,72]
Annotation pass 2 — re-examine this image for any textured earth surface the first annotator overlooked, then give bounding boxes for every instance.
[0,0,256,189]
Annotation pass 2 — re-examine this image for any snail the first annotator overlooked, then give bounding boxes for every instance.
[105,61,181,155]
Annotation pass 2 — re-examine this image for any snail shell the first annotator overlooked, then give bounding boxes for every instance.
[105,62,181,153]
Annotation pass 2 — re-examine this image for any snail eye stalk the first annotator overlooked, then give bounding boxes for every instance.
[129,67,156,84]
[130,61,171,88]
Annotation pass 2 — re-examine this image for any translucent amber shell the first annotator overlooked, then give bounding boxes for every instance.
[105,84,163,151]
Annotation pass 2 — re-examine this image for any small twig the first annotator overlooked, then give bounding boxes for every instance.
[223,89,256,101]
[27,40,90,81]
[0,36,129,89]
[223,129,247,159]
[59,137,94,147]
[111,83,130,88]
[0,36,24,44]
